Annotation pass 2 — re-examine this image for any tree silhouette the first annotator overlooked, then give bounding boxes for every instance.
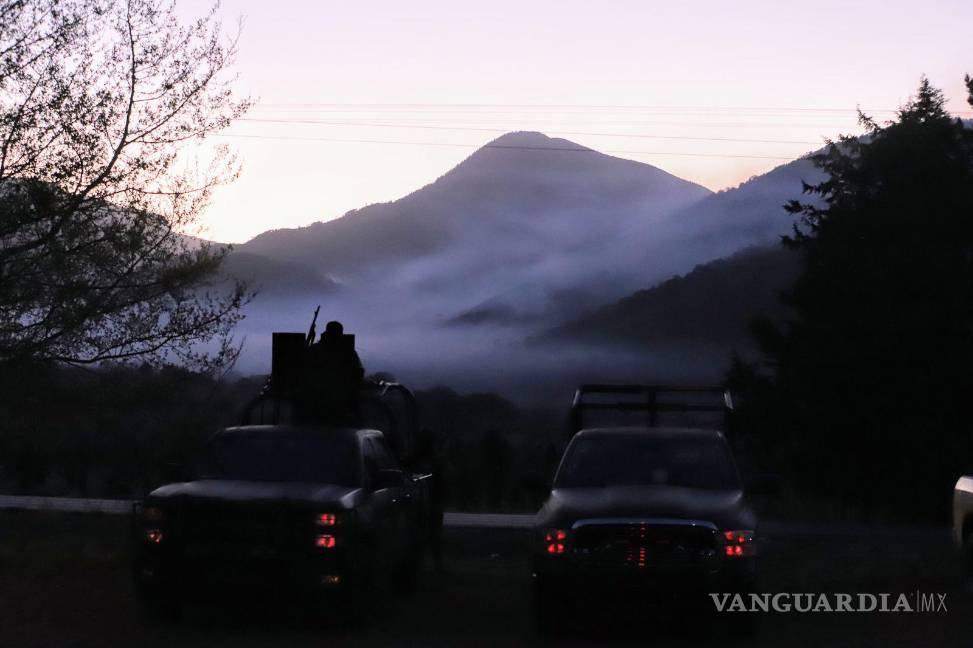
[0,0,250,371]
[731,77,973,520]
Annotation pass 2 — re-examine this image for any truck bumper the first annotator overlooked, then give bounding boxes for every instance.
[532,554,756,599]
[134,549,356,598]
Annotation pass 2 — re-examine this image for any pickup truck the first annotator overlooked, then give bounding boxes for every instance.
[533,385,757,633]
[953,475,973,579]
[133,424,426,620]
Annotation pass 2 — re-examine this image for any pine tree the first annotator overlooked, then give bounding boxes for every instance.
[733,78,973,520]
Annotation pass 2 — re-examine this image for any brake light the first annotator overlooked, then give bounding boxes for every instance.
[315,513,338,527]
[315,534,337,549]
[722,530,755,556]
[544,529,568,555]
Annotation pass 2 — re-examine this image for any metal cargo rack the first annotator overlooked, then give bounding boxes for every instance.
[568,384,734,437]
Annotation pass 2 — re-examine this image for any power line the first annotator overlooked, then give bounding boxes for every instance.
[251,101,973,116]
[246,107,870,126]
[242,110,857,129]
[235,117,824,145]
[247,107,869,121]
[215,133,801,160]
[251,101,884,112]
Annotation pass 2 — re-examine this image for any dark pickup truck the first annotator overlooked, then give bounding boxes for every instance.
[532,385,757,630]
[133,325,430,620]
[133,424,425,618]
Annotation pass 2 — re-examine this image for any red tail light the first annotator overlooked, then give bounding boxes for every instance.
[544,529,568,555]
[722,530,755,557]
[315,513,338,527]
[315,534,337,549]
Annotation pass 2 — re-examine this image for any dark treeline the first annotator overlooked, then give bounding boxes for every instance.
[414,387,563,512]
[0,364,565,512]
[0,363,258,498]
[546,244,800,349]
[729,78,973,524]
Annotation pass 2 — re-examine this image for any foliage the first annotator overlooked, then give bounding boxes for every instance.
[730,78,973,521]
[0,361,262,496]
[414,387,563,511]
[0,367,563,512]
[0,0,251,371]
[547,245,800,347]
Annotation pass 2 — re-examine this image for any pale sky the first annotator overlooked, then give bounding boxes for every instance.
[183,0,973,243]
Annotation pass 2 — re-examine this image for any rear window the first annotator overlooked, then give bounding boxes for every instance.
[555,433,740,490]
[200,431,361,486]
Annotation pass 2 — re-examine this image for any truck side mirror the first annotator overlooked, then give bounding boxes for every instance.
[375,468,405,490]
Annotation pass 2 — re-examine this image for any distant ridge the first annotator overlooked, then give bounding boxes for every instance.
[541,245,801,348]
[220,252,339,297]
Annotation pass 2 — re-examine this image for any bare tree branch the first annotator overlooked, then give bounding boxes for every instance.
[0,0,252,373]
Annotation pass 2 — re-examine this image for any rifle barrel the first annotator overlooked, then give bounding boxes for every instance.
[306,305,321,344]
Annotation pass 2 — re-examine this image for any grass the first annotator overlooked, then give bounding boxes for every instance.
[0,510,969,647]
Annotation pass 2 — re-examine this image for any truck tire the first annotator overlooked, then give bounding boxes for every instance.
[723,580,759,639]
[135,584,182,623]
[531,577,563,636]
[963,532,973,584]
[342,558,377,628]
[727,609,759,639]
[393,554,420,594]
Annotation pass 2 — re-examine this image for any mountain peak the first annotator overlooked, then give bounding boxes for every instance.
[243,130,715,282]
[485,131,591,151]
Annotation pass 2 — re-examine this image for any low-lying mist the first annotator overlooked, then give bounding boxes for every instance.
[232,293,738,405]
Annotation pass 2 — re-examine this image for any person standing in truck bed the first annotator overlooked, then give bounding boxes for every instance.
[300,320,365,425]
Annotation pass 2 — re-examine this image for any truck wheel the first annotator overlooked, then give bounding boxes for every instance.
[727,609,759,639]
[720,578,759,639]
[136,584,182,623]
[963,532,973,584]
[531,577,562,636]
[393,555,420,593]
[333,579,368,629]
[339,559,376,628]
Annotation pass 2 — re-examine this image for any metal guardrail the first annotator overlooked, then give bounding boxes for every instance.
[0,494,536,528]
[0,494,132,515]
[442,513,536,528]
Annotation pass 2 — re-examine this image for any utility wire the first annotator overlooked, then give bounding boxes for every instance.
[251,101,973,116]
[239,115,865,130]
[250,102,889,112]
[235,118,824,145]
[247,107,870,126]
[247,107,869,120]
[216,133,802,160]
